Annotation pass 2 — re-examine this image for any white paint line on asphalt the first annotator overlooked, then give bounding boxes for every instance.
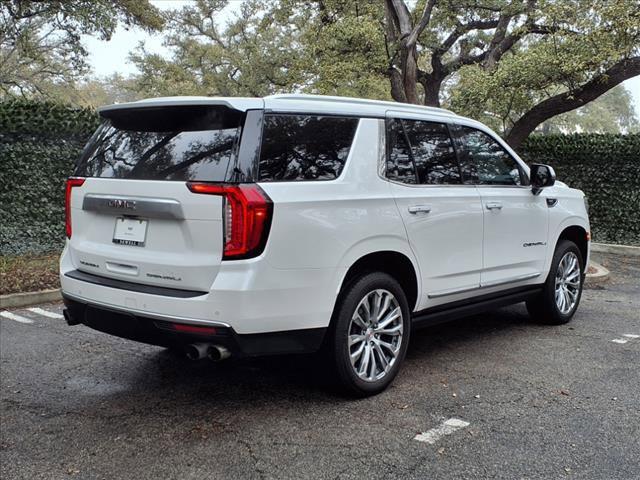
[414,418,470,444]
[0,311,34,324]
[28,307,63,319]
[622,334,640,339]
[611,339,628,344]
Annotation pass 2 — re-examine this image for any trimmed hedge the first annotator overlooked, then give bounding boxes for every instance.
[0,100,638,255]
[520,134,640,246]
[0,100,99,255]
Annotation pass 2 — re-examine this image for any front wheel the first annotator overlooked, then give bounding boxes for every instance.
[329,272,411,397]
[527,240,584,325]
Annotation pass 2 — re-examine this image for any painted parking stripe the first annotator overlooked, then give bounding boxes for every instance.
[623,334,640,339]
[414,418,470,444]
[28,307,63,319]
[0,311,34,324]
[612,339,628,344]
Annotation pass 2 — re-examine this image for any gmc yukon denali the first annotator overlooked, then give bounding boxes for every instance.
[61,94,590,396]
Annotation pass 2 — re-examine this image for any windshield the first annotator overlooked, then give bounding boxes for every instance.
[75,105,243,181]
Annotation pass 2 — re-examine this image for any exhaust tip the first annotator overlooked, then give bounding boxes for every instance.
[208,345,231,362]
[185,343,210,361]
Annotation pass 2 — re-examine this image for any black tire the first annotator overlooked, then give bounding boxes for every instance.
[328,272,411,397]
[526,240,584,325]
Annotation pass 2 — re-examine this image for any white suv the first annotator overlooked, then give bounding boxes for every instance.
[61,94,590,395]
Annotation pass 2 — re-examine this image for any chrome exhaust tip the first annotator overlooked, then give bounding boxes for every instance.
[185,343,211,361]
[208,345,231,362]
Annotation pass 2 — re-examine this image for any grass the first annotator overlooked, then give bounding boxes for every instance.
[0,253,60,295]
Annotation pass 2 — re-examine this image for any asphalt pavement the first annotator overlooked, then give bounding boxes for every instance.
[1,252,638,479]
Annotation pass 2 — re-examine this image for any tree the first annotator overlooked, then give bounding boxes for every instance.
[130,0,639,147]
[539,85,639,135]
[0,0,164,98]
[383,0,640,147]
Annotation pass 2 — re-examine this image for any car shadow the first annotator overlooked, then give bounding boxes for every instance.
[92,303,536,405]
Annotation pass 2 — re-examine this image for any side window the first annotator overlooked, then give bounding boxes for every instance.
[403,120,460,185]
[454,126,524,186]
[386,118,417,184]
[386,119,460,185]
[258,114,358,181]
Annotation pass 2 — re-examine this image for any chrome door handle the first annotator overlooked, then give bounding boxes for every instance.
[408,205,432,214]
[485,202,503,210]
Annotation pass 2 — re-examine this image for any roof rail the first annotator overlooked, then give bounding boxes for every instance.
[266,93,457,116]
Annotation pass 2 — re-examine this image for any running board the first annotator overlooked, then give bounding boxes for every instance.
[412,285,542,329]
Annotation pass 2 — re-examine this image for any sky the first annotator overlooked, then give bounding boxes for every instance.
[82,1,640,116]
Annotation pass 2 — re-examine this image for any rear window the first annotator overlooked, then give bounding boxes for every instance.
[75,105,243,181]
[258,114,359,182]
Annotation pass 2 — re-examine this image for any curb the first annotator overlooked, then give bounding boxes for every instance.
[0,289,61,309]
[591,242,640,257]
[585,261,609,285]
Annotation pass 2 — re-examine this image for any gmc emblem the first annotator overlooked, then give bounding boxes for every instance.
[108,199,136,210]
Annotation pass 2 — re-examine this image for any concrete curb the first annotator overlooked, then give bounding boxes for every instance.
[585,261,609,285]
[0,289,61,309]
[591,242,640,257]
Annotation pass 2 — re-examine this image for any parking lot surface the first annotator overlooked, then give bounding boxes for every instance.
[1,253,639,479]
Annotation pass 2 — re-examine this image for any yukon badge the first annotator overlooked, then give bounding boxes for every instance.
[108,199,136,210]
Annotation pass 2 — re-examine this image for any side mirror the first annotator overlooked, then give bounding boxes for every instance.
[530,164,556,195]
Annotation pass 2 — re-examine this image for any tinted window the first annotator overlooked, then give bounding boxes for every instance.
[386,119,460,185]
[386,118,417,184]
[403,120,460,184]
[76,105,243,181]
[258,115,358,181]
[454,126,523,185]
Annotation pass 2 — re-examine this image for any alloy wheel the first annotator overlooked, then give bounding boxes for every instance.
[348,289,403,382]
[555,251,581,315]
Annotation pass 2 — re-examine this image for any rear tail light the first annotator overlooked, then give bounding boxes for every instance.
[187,182,273,260]
[65,177,85,238]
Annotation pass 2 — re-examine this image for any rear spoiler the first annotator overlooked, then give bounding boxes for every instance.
[98,97,264,116]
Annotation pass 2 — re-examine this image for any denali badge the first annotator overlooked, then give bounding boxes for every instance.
[523,241,547,247]
[108,199,137,210]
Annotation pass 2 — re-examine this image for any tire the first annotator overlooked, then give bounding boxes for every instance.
[526,240,584,325]
[328,272,411,397]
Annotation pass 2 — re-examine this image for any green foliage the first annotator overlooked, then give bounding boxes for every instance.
[0,100,99,255]
[520,134,640,246]
[1,0,164,99]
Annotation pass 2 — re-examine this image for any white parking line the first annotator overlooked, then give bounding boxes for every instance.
[414,418,470,444]
[623,334,640,339]
[28,307,63,319]
[612,339,628,344]
[0,311,34,324]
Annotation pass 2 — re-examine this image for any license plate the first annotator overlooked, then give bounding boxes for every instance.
[113,217,148,246]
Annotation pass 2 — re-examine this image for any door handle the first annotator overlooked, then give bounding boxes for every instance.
[485,201,503,210]
[408,205,432,214]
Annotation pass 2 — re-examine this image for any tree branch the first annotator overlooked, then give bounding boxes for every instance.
[506,57,640,148]
[406,0,436,48]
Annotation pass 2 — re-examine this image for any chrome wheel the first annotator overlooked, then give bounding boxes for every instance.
[348,289,403,382]
[555,251,581,315]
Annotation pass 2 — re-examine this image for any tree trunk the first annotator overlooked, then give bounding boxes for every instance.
[421,74,443,107]
[506,57,640,150]
[400,45,419,104]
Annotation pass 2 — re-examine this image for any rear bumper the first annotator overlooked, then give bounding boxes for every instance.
[63,294,326,357]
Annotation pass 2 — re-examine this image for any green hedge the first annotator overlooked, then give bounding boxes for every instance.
[0,100,99,255]
[520,134,640,246]
[1,100,638,255]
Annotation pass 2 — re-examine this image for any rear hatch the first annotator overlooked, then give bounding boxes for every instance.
[66,102,262,293]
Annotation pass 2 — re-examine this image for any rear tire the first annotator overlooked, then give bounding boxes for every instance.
[329,272,411,397]
[526,240,584,325]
